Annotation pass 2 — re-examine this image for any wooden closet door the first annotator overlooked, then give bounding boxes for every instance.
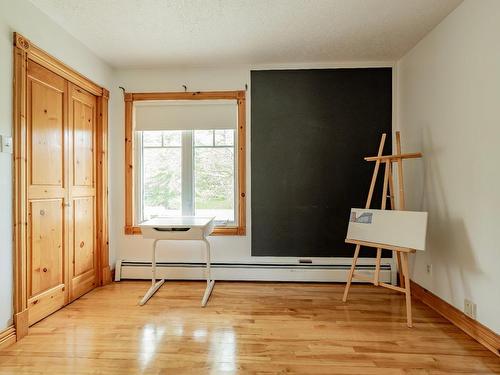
[26,61,69,325]
[68,83,98,300]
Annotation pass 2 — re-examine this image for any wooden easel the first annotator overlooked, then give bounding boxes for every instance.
[342,131,422,327]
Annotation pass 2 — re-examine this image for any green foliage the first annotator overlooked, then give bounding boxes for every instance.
[142,130,235,214]
[194,148,234,209]
[144,168,181,210]
[143,148,181,210]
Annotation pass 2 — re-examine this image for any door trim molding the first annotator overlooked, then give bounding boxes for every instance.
[14,33,103,96]
[12,32,110,341]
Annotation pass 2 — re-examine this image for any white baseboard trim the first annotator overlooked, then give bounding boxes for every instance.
[116,260,393,283]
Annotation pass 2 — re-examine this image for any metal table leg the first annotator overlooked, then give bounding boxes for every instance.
[201,238,215,307]
[140,239,165,305]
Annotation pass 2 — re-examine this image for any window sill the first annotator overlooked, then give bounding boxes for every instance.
[124,225,245,236]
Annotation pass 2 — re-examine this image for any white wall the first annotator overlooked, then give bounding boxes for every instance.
[0,0,113,331]
[397,0,500,333]
[111,62,394,269]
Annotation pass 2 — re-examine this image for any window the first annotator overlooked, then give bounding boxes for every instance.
[137,129,236,225]
[124,91,246,235]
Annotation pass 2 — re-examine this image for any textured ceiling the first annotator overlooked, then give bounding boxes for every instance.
[30,0,462,68]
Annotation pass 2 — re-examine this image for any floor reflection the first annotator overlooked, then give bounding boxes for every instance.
[209,328,237,374]
[138,323,166,371]
[193,327,207,342]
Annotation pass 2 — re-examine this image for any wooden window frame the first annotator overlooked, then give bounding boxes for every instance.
[12,33,110,340]
[124,91,246,236]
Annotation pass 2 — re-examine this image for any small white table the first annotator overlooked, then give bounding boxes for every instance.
[138,217,216,307]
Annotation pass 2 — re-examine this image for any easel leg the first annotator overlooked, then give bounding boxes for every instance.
[374,161,389,287]
[400,252,413,327]
[374,248,382,286]
[387,163,396,210]
[396,251,404,288]
[342,245,360,302]
[140,240,165,306]
[201,239,215,307]
[395,131,406,210]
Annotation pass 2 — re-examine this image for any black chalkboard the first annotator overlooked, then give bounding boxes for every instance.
[251,68,392,257]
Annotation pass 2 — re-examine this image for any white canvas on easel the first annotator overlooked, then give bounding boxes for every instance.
[347,208,428,251]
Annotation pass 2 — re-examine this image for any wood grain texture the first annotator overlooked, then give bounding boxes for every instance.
[28,199,64,297]
[236,95,246,236]
[68,83,98,301]
[411,281,500,357]
[0,327,16,351]
[26,61,68,327]
[13,43,29,321]
[131,90,244,101]
[14,33,103,96]
[13,32,109,337]
[124,97,134,231]
[1,282,498,374]
[14,310,28,341]
[96,91,110,285]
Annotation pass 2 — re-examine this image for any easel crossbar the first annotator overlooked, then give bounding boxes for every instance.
[378,282,406,293]
[364,152,422,162]
[345,239,416,253]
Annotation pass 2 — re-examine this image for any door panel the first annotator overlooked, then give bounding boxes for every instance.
[68,84,98,301]
[26,61,69,325]
[29,199,64,297]
[73,99,94,187]
[30,80,64,187]
[73,197,94,277]
[27,284,66,326]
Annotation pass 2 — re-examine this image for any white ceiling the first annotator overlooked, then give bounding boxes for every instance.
[30,0,462,68]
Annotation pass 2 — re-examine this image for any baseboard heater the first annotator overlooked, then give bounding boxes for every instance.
[116,261,393,284]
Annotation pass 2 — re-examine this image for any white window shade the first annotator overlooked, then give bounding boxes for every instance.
[134,100,237,131]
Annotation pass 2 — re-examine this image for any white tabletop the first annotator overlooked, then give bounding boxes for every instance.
[139,216,215,229]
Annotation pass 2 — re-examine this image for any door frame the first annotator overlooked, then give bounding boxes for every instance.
[12,32,110,340]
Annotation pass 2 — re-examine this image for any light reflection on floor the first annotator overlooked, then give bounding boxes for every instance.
[139,323,166,370]
[193,327,208,342]
[138,322,236,373]
[210,329,236,374]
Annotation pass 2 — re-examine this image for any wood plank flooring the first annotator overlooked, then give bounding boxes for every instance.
[0,281,498,374]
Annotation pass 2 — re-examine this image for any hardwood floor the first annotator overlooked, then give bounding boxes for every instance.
[0,281,498,374]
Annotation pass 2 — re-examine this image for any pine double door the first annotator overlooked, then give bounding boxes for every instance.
[26,61,98,325]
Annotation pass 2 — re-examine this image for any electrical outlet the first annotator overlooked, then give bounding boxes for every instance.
[464,299,477,320]
[426,264,432,275]
[0,135,13,154]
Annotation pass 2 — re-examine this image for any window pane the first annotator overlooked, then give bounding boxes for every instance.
[215,129,234,146]
[162,131,181,147]
[143,131,162,147]
[194,130,213,146]
[194,147,234,222]
[143,147,182,220]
